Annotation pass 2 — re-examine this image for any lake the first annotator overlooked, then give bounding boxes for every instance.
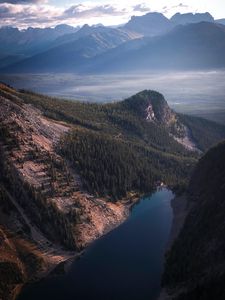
[17,188,174,300]
[1,71,225,124]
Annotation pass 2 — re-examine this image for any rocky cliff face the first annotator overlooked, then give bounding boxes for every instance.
[162,140,225,300]
[0,83,135,299]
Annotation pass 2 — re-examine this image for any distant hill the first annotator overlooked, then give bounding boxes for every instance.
[123,12,175,36]
[171,12,214,25]
[163,140,225,300]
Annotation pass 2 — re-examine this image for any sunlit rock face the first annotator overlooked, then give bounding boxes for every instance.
[146,103,156,121]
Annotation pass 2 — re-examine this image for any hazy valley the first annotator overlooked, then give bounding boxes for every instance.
[1,70,225,125]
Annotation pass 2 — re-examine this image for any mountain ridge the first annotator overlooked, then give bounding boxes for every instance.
[87,21,225,73]
[171,12,214,25]
[4,21,225,73]
[123,12,174,36]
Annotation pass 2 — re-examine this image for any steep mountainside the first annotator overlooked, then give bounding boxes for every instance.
[162,140,225,299]
[0,25,79,56]
[2,28,138,73]
[0,25,79,68]
[84,22,225,73]
[50,24,140,49]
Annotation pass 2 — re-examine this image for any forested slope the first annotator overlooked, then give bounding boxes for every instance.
[16,88,225,198]
[1,83,225,300]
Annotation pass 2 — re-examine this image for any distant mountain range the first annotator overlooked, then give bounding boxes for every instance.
[85,22,225,73]
[0,24,79,68]
[2,26,139,73]
[0,24,79,56]
[0,11,225,73]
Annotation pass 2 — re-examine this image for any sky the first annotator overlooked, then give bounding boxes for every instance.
[0,0,225,29]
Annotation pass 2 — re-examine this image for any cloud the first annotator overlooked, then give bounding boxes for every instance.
[133,3,151,13]
[64,4,127,19]
[0,3,60,27]
[162,3,189,14]
[0,2,131,28]
[0,1,192,29]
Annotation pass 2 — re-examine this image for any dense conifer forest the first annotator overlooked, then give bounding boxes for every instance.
[14,88,225,199]
[2,85,225,200]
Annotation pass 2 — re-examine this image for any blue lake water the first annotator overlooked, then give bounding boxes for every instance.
[18,188,174,300]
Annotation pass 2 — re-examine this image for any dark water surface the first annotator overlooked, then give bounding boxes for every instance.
[18,188,174,300]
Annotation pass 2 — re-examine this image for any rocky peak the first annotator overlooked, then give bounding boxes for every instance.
[132,90,176,125]
[121,90,198,151]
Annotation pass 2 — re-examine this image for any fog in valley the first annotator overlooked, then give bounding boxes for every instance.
[1,70,225,124]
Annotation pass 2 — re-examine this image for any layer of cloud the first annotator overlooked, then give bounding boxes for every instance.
[64,4,127,19]
[0,3,60,27]
[0,2,132,28]
[0,1,193,29]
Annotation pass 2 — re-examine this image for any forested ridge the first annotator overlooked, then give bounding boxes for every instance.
[15,89,193,198]
[15,87,225,199]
